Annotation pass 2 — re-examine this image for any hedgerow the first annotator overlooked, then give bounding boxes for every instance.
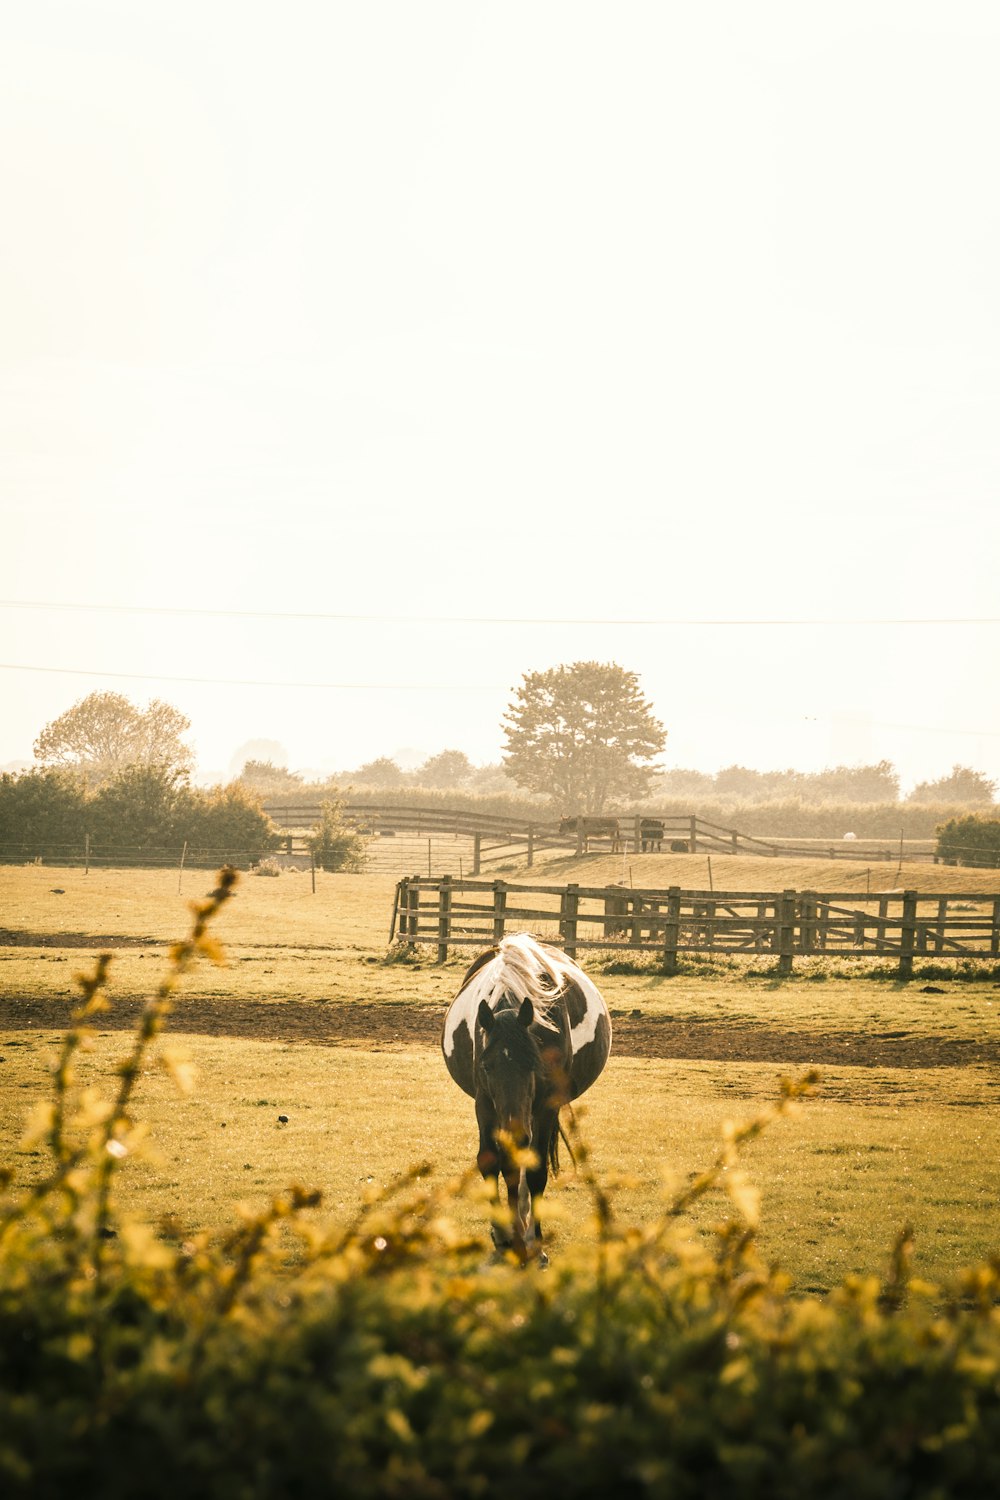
[2,873,999,1498]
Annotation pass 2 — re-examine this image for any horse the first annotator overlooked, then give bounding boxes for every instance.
[441,933,612,1262]
[558,815,623,854]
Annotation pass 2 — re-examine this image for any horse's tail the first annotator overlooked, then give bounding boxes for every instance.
[549,1107,578,1178]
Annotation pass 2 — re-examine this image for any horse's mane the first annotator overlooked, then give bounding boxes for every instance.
[479,934,571,1028]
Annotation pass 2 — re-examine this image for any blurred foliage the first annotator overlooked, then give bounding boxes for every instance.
[2,874,999,1497]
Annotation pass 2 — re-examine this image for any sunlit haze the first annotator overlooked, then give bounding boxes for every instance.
[3,2,998,792]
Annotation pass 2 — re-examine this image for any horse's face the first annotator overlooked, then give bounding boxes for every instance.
[474,997,540,1147]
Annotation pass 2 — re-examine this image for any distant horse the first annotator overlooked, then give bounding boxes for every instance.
[442,934,612,1262]
[558,815,623,854]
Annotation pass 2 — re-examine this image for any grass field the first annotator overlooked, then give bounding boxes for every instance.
[2,859,998,1293]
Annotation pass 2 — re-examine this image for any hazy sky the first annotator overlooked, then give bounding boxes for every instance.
[3,1,999,790]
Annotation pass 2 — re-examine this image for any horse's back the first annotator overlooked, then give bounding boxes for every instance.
[441,936,611,1100]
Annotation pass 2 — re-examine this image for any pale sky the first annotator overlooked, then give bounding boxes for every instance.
[2,1,998,791]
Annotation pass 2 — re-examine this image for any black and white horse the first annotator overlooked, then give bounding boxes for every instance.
[441,934,611,1261]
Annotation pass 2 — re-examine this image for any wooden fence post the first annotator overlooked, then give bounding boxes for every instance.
[473,833,481,877]
[405,875,419,949]
[899,890,917,980]
[492,881,508,944]
[662,886,681,972]
[689,815,697,853]
[527,826,534,869]
[933,897,947,953]
[604,886,628,939]
[877,895,889,954]
[992,898,1000,958]
[437,874,452,963]
[561,884,580,957]
[800,890,817,954]
[777,889,796,976]
[389,879,403,944]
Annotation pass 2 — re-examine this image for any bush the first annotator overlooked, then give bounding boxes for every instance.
[308,797,367,872]
[2,877,1000,1497]
[936,815,1000,868]
[0,765,280,866]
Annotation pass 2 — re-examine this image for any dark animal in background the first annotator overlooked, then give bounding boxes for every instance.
[558,815,623,854]
[441,934,612,1262]
[639,818,665,852]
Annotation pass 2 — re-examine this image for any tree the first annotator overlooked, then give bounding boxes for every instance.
[501,662,666,813]
[33,693,193,785]
[908,765,997,805]
[235,760,304,795]
[416,750,474,789]
[353,757,408,788]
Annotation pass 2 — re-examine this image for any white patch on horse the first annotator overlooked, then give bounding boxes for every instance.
[568,971,606,1051]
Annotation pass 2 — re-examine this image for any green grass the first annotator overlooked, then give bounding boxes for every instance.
[2,862,999,1293]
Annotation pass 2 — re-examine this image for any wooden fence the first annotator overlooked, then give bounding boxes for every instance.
[264,804,937,871]
[389,876,1000,978]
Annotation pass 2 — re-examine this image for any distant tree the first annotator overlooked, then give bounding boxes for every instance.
[936,814,1000,867]
[228,739,290,780]
[468,763,526,795]
[806,761,901,803]
[235,760,304,795]
[416,750,474,789]
[501,662,666,813]
[33,692,193,786]
[353,757,408,788]
[649,767,716,800]
[908,765,997,805]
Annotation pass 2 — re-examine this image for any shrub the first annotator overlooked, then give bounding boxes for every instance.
[936,815,1000,867]
[308,796,367,871]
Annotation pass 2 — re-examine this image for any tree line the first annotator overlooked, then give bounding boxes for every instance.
[15,671,1000,821]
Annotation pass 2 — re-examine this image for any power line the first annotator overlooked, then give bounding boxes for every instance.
[1,599,997,628]
[3,661,1000,740]
[0,662,505,692]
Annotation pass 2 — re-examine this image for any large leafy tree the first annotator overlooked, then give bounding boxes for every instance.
[501,662,666,813]
[33,692,194,785]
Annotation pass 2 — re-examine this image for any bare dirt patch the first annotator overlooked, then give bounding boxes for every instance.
[1,993,995,1070]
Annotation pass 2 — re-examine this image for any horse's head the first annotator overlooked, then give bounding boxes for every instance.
[474,996,541,1148]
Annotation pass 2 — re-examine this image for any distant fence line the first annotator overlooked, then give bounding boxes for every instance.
[264,804,940,871]
[0,843,277,872]
[390,876,1000,978]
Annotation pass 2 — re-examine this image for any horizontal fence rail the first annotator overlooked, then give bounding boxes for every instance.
[390,877,1000,977]
[0,843,279,871]
[264,804,942,871]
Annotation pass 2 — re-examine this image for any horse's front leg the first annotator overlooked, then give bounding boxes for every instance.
[523,1112,558,1259]
[475,1098,515,1251]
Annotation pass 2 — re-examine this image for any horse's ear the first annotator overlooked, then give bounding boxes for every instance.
[518,997,534,1028]
[477,999,494,1033]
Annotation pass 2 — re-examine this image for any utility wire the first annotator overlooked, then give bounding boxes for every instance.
[0,662,504,692]
[1,599,997,628]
